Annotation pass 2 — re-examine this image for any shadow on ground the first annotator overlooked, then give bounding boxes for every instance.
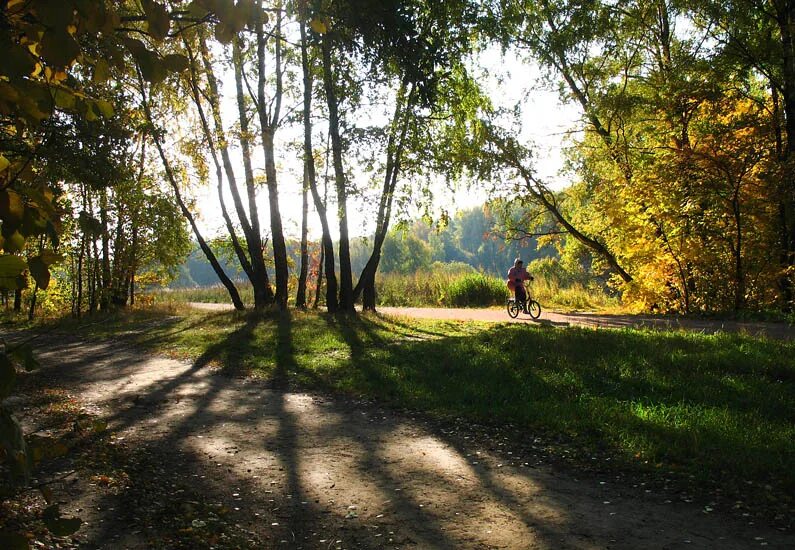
[18,311,795,549]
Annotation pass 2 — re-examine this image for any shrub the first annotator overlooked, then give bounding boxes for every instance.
[443,273,507,307]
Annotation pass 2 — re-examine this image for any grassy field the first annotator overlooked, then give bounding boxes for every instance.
[79,305,795,504]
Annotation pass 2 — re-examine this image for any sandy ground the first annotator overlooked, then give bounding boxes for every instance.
[10,320,793,549]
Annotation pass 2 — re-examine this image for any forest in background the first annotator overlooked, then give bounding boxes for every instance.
[172,204,548,286]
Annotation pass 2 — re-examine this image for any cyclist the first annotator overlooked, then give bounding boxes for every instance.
[506,258,534,313]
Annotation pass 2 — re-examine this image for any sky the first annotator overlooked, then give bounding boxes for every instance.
[187,46,581,241]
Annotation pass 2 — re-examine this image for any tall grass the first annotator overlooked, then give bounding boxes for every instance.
[152,270,619,312]
[445,273,507,307]
[150,282,254,306]
[527,278,621,312]
[375,271,619,310]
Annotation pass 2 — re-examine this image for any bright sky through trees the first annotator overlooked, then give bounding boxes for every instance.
[190,46,580,240]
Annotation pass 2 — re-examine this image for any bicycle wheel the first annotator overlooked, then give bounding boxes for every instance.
[527,299,541,319]
[507,300,520,318]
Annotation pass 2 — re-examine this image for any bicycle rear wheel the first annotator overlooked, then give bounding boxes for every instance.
[507,300,520,318]
[527,300,541,319]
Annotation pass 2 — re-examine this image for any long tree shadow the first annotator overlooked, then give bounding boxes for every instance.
[26,309,795,548]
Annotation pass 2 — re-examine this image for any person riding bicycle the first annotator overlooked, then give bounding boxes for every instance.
[506,258,534,313]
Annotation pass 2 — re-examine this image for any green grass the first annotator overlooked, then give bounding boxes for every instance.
[78,306,795,501]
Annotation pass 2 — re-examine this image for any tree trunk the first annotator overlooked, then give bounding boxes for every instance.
[732,182,745,310]
[255,1,289,310]
[129,225,137,306]
[314,246,324,309]
[202,34,273,308]
[76,230,84,318]
[13,288,21,312]
[99,189,111,311]
[183,33,256,289]
[296,171,309,308]
[775,2,795,310]
[262,130,290,310]
[353,80,414,311]
[301,18,338,312]
[138,71,245,310]
[27,284,37,321]
[321,33,354,312]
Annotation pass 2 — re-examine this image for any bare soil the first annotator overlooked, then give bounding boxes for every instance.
[4,320,793,549]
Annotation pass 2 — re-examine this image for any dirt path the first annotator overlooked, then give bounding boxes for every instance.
[13,329,793,549]
[190,302,794,340]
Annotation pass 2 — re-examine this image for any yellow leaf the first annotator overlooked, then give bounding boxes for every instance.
[0,155,9,173]
[67,24,77,35]
[310,18,327,34]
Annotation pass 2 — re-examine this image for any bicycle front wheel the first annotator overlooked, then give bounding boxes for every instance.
[527,300,541,319]
[507,300,520,318]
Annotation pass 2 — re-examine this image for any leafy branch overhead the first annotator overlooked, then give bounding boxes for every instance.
[0,0,246,294]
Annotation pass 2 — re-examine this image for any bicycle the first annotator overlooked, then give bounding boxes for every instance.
[506,282,541,319]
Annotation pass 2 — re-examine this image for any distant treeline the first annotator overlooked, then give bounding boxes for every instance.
[171,205,550,288]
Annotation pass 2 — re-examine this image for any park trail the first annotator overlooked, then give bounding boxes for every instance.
[20,323,794,549]
[191,302,795,340]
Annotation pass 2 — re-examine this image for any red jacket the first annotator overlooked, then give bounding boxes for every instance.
[506,266,531,291]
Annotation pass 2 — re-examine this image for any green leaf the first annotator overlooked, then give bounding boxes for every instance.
[74,0,107,33]
[1,44,36,79]
[78,211,102,236]
[94,99,114,118]
[0,255,27,278]
[20,207,49,236]
[24,188,58,220]
[43,506,82,537]
[122,37,148,59]
[53,88,77,110]
[162,54,189,73]
[40,29,81,69]
[33,0,75,28]
[187,0,210,18]
[84,102,99,122]
[0,155,9,173]
[0,190,25,226]
[38,250,63,266]
[0,354,16,399]
[0,531,28,550]
[310,18,328,34]
[92,59,110,83]
[214,22,236,44]
[28,256,51,290]
[3,232,26,254]
[138,52,168,84]
[141,0,171,41]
